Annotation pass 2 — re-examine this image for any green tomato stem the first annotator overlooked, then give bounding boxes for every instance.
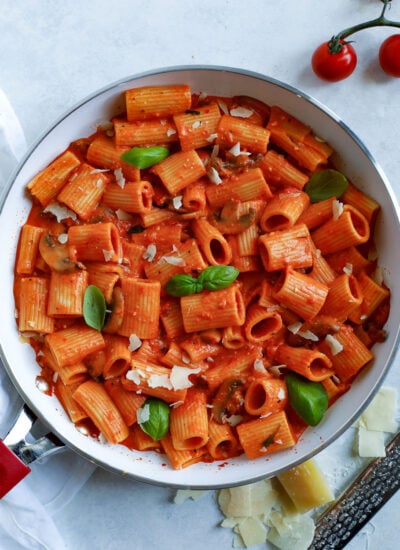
[330,0,400,53]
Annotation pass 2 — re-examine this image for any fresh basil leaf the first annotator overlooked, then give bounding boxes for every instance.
[286,372,328,426]
[83,285,106,331]
[165,274,200,297]
[198,265,240,291]
[120,146,169,169]
[137,398,170,441]
[304,169,348,203]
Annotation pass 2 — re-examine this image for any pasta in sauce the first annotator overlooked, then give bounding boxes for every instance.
[13,84,390,469]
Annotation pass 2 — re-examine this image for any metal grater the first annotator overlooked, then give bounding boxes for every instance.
[310,431,400,549]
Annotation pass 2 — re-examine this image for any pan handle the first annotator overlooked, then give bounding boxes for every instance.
[0,404,65,498]
[5,404,65,463]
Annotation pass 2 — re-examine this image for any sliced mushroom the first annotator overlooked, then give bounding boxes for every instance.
[103,286,124,334]
[39,231,81,272]
[210,199,256,235]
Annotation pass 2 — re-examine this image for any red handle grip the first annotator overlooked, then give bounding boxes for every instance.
[0,439,31,498]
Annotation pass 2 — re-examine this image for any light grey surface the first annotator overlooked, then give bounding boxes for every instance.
[1,1,400,548]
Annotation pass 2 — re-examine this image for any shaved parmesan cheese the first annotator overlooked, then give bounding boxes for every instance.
[102,249,114,262]
[143,244,157,262]
[128,334,142,352]
[237,517,266,547]
[332,199,344,220]
[166,128,176,137]
[137,403,151,424]
[172,195,183,209]
[217,99,229,114]
[218,479,279,518]
[253,358,266,373]
[115,209,133,221]
[230,106,254,118]
[114,168,126,188]
[224,414,243,427]
[269,364,286,376]
[206,133,218,143]
[359,387,398,433]
[229,142,241,157]
[148,374,173,389]
[266,512,315,550]
[126,370,141,385]
[208,166,222,184]
[90,168,110,174]
[57,233,68,244]
[170,365,201,390]
[158,255,186,266]
[98,432,108,445]
[287,322,302,335]
[35,376,49,393]
[357,425,386,457]
[297,330,319,342]
[324,334,344,355]
[43,202,77,222]
[343,262,353,275]
[192,120,202,129]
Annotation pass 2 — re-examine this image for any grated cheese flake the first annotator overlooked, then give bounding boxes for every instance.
[102,249,114,262]
[137,403,151,425]
[208,166,222,185]
[148,374,173,390]
[128,334,142,352]
[172,195,183,209]
[126,370,141,385]
[217,99,229,114]
[115,209,133,221]
[324,334,344,355]
[143,244,157,262]
[230,106,254,118]
[114,168,126,188]
[297,330,319,342]
[253,358,266,372]
[57,233,68,244]
[287,322,302,335]
[170,365,201,390]
[226,414,243,427]
[343,262,353,275]
[332,199,344,220]
[206,132,218,143]
[158,255,186,266]
[229,142,241,157]
[43,202,77,222]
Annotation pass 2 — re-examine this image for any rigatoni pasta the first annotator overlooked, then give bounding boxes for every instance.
[13,83,390,470]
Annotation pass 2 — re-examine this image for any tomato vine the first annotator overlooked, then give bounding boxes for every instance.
[312,0,400,81]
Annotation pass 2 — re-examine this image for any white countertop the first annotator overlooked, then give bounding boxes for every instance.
[1,1,400,548]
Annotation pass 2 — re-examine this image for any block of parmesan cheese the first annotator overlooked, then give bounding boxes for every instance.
[276,458,334,513]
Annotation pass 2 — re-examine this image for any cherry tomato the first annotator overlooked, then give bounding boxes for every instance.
[379,34,400,77]
[311,40,357,82]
